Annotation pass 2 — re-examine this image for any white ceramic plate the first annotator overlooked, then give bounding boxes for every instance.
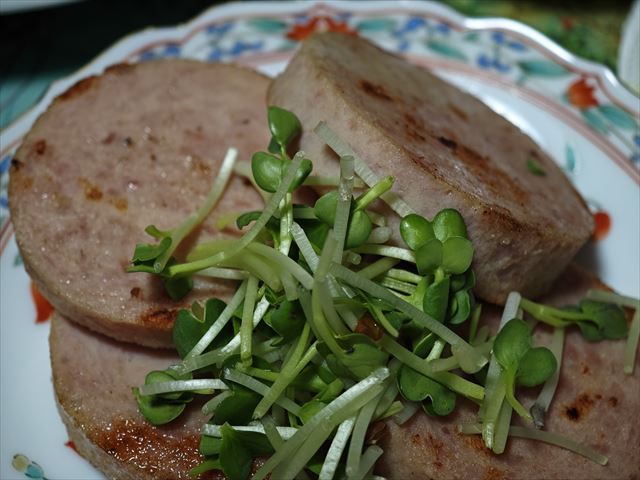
[1,1,638,478]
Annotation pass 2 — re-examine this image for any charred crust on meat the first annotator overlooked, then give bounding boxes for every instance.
[32,139,47,155]
[608,396,619,407]
[461,434,492,456]
[109,197,128,211]
[449,103,469,121]
[78,177,103,201]
[483,467,505,480]
[437,136,458,150]
[94,418,203,474]
[101,132,116,144]
[358,79,392,101]
[130,287,142,299]
[59,76,99,100]
[140,308,177,330]
[104,62,134,75]
[188,154,211,174]
[563,393,596,421]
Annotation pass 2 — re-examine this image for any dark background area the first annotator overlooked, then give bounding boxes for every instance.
[0,0,634,129]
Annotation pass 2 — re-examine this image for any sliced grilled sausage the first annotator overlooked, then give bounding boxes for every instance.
[51,265,638,479]
[268,32,594,304]
[10,60,270,347]
[378,265,639,480]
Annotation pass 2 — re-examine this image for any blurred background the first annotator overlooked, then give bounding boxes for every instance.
[1,0,638,129]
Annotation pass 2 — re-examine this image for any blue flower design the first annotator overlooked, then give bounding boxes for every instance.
[633,134,640,148]
[393,16,426,37]
[491,31,505,44]
[435,23,451,35]
[206,22,233,36]
[208,40,264,62]
[0,154,11,174]
[477,53,492,69]
[476,53,511,73]
[139,50,156,62]
[507,41,526,51]
[163,44,181,57]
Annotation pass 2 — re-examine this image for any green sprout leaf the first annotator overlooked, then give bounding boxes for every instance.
[441,236,474,275]
[432,208,467,241]
[131,236,172,263]
[313,191,372,249]
[449,289,472,325]
[133,387,186,426]
[173,299,227,358]
[415,238,443,275]
[579,300,628,340]
[516,347,557,387]
[251,151,283,193]
[251,152,312,193]
[493,318,557,420]
[162,268,193,301]
[493,318,532,369]
[400,213,435,250]
[319,334,388,380]
[219,423,274,480]
[397,365,456,416]
[265,299,305,342]
[200,435,222,456]
[267,106,302,150]
[213,386,261,426]
[423,277,450,323]
[521,298,628,341]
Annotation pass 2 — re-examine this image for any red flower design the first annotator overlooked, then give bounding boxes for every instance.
[592,210,611,241]
[286,16,356,41]
[31,281,54,323]
[65,440,78,453]
[567,78,598,109]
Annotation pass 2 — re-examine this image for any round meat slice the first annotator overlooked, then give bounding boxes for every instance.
[378,265,639,480]
[51,311,227,480]
[268,32,594,304]
[51,265,639,479]
[9,60,269,347]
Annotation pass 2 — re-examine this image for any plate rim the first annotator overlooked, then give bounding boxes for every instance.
[1,1,639,478]
[1,0,637,144]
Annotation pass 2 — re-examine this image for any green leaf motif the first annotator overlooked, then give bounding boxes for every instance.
[597,105,637,130]
[581,108,609,135]
[247,18,287,33]
[517,60,568,77]
[463,32,480,42]
[565,145,576,174]
[356,18,396,32]
[426,40,467,61]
